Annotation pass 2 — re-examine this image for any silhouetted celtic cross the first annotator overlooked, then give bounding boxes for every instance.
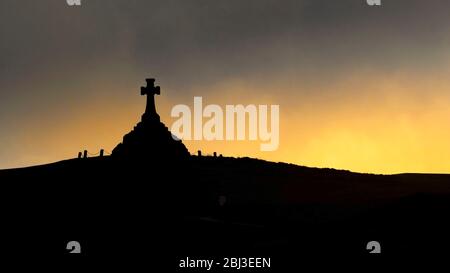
[141,78,160,121]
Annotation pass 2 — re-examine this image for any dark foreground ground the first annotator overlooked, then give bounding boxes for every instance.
[1,156,450,269]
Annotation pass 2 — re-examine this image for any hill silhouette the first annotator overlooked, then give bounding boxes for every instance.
[1,78,450,267]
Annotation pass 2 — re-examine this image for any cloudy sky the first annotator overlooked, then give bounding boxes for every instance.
[1,0,450,173]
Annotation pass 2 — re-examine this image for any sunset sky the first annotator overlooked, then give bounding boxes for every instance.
[1,0,450,174]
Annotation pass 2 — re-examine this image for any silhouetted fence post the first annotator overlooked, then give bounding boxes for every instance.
[83,150,88,159]
[100,149,104,157]
[214,152,217,157]
[198,150,202,157]
[78,152,82,159]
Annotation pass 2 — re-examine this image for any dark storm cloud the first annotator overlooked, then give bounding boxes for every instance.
[124,0,450,89]
[0,0,450,116]
[2,0,450,94]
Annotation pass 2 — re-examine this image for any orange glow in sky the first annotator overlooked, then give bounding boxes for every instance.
[4,70,450,175]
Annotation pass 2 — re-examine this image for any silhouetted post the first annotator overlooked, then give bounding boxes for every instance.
[198,150,202,157]
[100,149,104,157]
[78,152,82,159]
[83,150,88,159]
